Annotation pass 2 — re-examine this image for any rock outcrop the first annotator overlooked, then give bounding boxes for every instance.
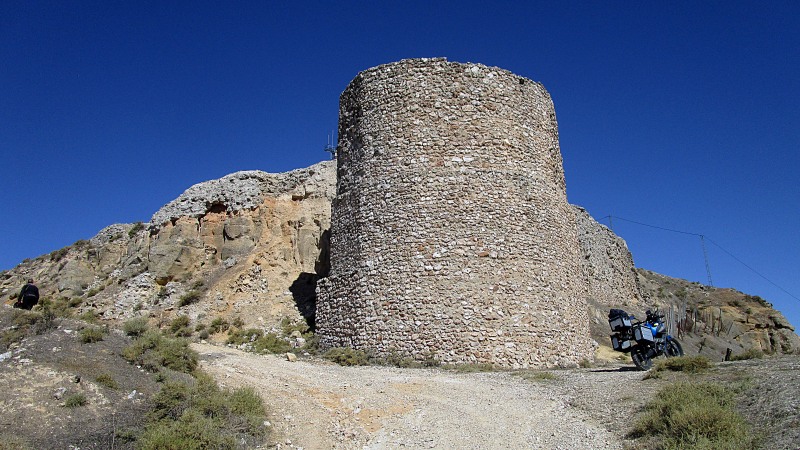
[1,161,335,331]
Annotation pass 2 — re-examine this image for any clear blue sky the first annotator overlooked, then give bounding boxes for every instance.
[2,2,799,329]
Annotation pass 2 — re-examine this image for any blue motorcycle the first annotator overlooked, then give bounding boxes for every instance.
[608,308,684,370]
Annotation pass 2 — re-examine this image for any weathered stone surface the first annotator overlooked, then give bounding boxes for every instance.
[150,165,334,228]
[573,205,643,307]
[316,58,595,368]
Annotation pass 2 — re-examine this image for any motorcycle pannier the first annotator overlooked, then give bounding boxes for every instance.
[611,335,633,352]
[608,309,632,332]
[634,324,654,343]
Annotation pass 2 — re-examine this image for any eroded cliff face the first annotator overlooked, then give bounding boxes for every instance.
[0,161,335,330]
[633,269,800,359]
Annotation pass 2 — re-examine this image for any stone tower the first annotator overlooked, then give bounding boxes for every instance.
[316,58,595,368]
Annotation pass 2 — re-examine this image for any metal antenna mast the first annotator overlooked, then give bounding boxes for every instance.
[324,130,337,159]
[700,235,713,286]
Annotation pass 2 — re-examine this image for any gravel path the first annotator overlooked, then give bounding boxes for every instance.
[195,343,650,449]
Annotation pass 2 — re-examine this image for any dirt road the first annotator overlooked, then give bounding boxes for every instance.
[195,343,649,449]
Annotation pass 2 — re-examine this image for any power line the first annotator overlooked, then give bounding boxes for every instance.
[610,215,703,237]
[705,237,800,303]
[606,215,713,286]
[601,214,799,304]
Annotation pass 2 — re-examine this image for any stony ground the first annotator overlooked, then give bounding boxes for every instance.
[197,344,800,450]
[196,344,665,450]
[2,306,797,449]
[0,316,160,449]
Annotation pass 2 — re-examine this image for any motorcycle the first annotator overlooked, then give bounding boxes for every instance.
[608,308,684,370]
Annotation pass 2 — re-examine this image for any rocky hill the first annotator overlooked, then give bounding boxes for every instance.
[1,160,797,362]
[1,161,334,335]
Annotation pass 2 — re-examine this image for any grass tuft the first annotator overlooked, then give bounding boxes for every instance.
[64,393,88,408]
[122,330,198,373]
[139,373,267,449]
[730,348,764,361]
[178,291,201,307]
[515,370,559,382]
[209,317,230,334]
[123,317,150,337]
[630,381,753,449]
[323,347,369,366]
[645,356,712,379]
[442,363,496,373]
[95,373,119,390]
[79,326,105,344]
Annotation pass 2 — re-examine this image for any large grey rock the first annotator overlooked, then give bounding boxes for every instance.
[149,162,335,228]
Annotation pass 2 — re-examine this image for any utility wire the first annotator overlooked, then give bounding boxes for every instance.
[600,214,799,304]
[611,215,703,237]
[705,237,800,303]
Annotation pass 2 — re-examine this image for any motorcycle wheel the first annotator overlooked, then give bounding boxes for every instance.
[665,339,684,357]
[631,348,653,371]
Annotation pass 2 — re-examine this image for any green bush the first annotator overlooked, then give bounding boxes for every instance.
[630,382,752,449]
[157,338,199,373]
[228,328,293,355]
[38,297,74,319]
[730,348,764,361]
[646,356,712,379]
[122,330,198,373]
[140,373,267,449]
[128,222,144,238]
[178,291,202,307]
[140,409,236,450]
[255,333,293,354]
[49,247,69,262]
[169,315,193,337]
[80,327,105,344]
[95,373,119,390]
[209,318,230,334]
[232,316,245,329]
[123,317,150,337]
[78,310,100,323]
[280,317,310,336]
[0,328,25,351]
[0,309,58,349]
[323,347,369,366]
[377,351,423,368]
[64,393,87,408]
[226,328,264,346]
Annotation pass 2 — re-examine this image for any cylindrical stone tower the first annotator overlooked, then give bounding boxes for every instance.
[316,58,594,368]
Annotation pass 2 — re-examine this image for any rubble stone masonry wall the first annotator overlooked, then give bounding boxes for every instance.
[316,58,595,368]
[573,205,644,307]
